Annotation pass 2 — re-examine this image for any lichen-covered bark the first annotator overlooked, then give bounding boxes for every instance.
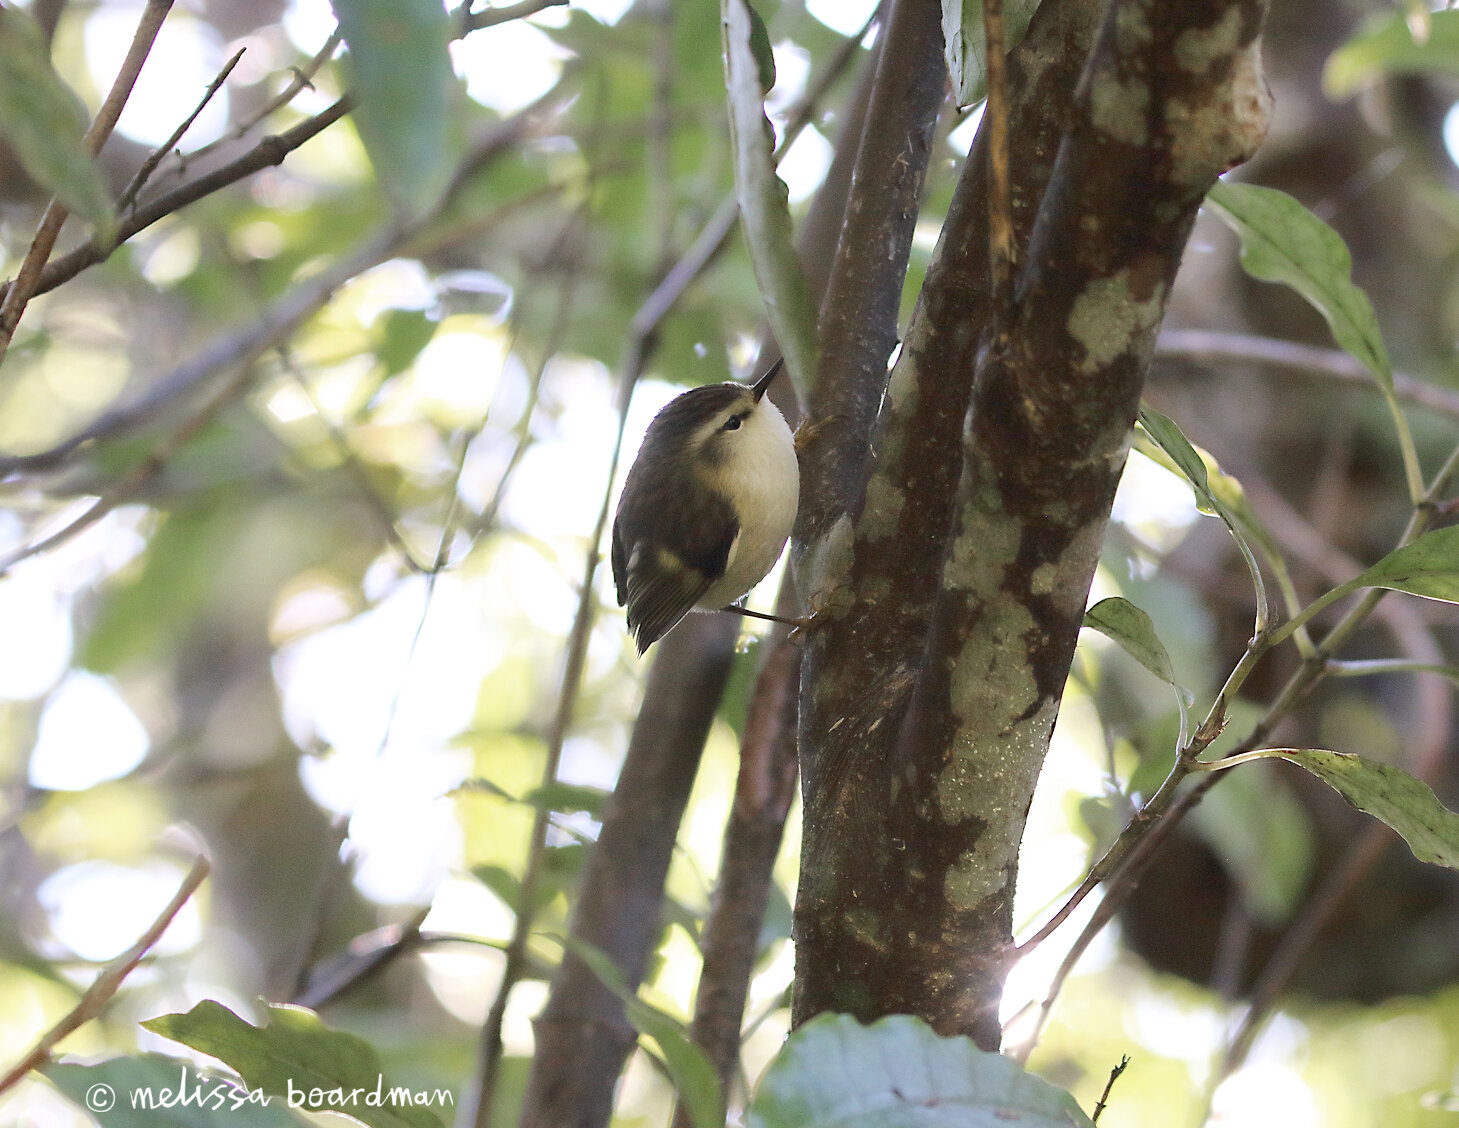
[793,0,1270,1045]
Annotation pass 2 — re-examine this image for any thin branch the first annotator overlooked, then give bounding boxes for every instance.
[672,633,800,1128]
[0,102,547,479]
[1015,434,1459,1061]
[0,350,258,576]
[0,96,356,314]
[467,325,652,1128]
[1091,1056,1130,1124]
[292,908,432,1010]
[171,31,344,173]
[0,854,209,1096]
[117,46,246,213]
[463,0,570,32]
[983,0,1014,332]
[0,0,174,364]
[1156,328,1459,421]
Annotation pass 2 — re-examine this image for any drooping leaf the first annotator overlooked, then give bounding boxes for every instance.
[45,1055,298,1128]
[1083,597,1179,687]
[0,8,115,235]
[1203,180,1390,386]
[721,0,819,393]
[1273,749,1459,870]
[330,0,460,217]
[1325,10,1459,98]
[745,1013,1095,1128]
[559,936,723,1128]
[941,0,1040,108]
[1084,596,1193,741]
[142,1000,444,1128]
[1351,524,1459,604]
[1136,406,1270,631]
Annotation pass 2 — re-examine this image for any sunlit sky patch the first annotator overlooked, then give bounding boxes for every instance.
[38,859,201,963]
[805,0,880,37]
[29,672,150,791]
[85,6,229,147]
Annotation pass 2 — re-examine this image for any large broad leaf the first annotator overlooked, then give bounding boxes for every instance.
[1273,749,1459,870]
[142,1001,444,1128]
[0,8,114,234]
[721,0,819,392]
[1325,10,1459,98]
[1352,524,1459,603]
[562,937,723,1128]
[330,0,460,217]
[45,1055,299,1128]
[1203,180,1390,386]
[746,1013,1095,1128]
[941,0,1039,108]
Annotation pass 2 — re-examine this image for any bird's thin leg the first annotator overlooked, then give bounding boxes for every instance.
[720,604,813,631]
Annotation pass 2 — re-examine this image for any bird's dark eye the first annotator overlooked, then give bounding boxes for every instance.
[722,414,743,431]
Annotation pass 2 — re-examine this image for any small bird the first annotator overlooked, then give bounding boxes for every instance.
[612,359,800,654]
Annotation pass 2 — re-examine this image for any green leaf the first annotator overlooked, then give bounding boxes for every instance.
[142,1001,444,1128]
[378,309,438,376]
[1352,524,1459,604]
[1325,10,1459,99]
[0,9,115,236]
[45,1055,302,1128]
[721,0,819,393]
[1273,749,1459,870]
[941,0,1040,109]
[1084,596,1192,741]
[1204,180,1390,387]
[1083,597,1179,687]
[330,0,460,217]
[1135,406,1270,632]
[522,781,609,816]
[559,936,724,1128]
[745,1013,1095,1128]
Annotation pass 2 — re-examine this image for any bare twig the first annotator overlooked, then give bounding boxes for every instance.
[0,102,549,480]
[0,97,356,314]
[172,31,344,173]
[1091,1055,1130,1124]
[117,46,246,213]
[0,854,210,1096]
[292,907,432,1010]
[0,352,258,576]
[463,0,570,33]
[0,0,174,364]
[1156,328,1459,421]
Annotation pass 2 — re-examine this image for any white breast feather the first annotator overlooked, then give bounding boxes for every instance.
[698,399,799,609]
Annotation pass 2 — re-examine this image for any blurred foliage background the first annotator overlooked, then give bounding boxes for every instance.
[2,0,1459,1126]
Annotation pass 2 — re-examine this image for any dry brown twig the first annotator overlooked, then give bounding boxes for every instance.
[117,46,246,213]
[0,854,210,1096]
[0,0,175,365]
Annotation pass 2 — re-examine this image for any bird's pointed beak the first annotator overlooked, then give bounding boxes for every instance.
[751,358,785,402]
